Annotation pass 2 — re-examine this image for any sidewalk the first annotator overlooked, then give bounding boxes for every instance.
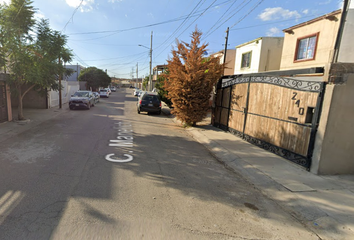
[161,103,354,240]
[0,105,69,143]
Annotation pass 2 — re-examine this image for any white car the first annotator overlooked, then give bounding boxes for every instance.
[100,89,109,98]
[105,88,111,95]
[134,89,141,96]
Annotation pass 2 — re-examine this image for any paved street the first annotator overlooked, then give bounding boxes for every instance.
[0,88,319,239]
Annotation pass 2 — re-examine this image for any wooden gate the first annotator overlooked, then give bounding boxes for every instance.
[213,75,325,169]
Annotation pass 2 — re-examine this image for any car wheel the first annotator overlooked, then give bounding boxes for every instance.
[137,108,140,114]
[69,106,74,110]
[87,103,91,110]
[158,110,161,115]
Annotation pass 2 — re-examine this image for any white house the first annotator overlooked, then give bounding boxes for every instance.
[234,37,284,75]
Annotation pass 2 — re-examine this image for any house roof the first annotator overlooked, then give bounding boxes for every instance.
[283,9,341,33]
[153,64,167,71]
[235,37,283,49]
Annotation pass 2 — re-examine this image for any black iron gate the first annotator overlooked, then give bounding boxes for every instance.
[213,75,325,169]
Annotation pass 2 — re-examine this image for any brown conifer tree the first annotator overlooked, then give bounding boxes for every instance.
[163,28,223,126]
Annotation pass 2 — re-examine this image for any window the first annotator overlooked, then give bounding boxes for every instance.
[295,33,319,61]
[241,51,252,68]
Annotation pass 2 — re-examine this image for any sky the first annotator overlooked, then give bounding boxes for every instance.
[0,0,344,79]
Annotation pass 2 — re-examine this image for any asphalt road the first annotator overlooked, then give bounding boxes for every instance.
[0,88,319,239]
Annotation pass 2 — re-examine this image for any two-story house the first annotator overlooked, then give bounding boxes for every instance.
[234,37,284,74]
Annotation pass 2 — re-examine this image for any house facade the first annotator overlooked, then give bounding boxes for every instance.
[280,10,341,71]
[211,49,236,76]
[214,5,354,175]
[234,37,284,74]
[65,64,85,81]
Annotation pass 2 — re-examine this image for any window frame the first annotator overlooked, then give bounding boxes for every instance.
[241,51,252,69]
[294,32,319,63]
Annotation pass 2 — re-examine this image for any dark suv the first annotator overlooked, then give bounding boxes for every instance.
[137,91,161,114]
[69,91,95,110]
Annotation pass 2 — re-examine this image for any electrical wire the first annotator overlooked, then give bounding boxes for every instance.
[204,0,239,37]
[230,0,264,29]
[62,0,84,32]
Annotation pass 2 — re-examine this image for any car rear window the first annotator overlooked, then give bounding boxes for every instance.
[73,92,89,97]
[142,95,160,101]
[100,90,107,92]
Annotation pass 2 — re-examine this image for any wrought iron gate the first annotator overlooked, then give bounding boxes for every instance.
[213,75,325,169]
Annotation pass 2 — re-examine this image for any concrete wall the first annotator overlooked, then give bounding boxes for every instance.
[311,73,354,174]
[337,4,354,62]
[49,81,80,108]
[11,85,47,109]
[280,12,341,70]
[259,37,284,72]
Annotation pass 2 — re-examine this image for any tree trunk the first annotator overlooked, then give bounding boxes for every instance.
[17,85,24,120]
[17,84,35,120]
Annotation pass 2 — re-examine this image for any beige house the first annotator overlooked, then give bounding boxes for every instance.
[211,49,236,76]
[280,10,341,71]
[234,37,284,74]
[280,7,354,175]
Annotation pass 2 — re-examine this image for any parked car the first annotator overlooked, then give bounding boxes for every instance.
[93,92,100,103]
[134,89,141,96]
[69,90,95,110]
[111,87,116,92]
[137,91,161,114]
[105,88,111,95]
[138,90,144,98]
[100,89,109,98]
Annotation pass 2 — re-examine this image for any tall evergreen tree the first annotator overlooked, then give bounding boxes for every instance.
[163,28,223,126]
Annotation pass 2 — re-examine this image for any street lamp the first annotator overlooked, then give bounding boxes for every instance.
[138,31,153,91]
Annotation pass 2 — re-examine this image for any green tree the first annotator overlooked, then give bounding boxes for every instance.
[163,27,223,126]
[142,75,150,90]
[78,67,111,91]
[155,73,172,107]
[0,0,73,120]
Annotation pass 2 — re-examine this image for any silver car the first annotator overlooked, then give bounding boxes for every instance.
[69,91,95,110]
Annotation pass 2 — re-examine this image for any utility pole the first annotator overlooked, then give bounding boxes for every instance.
[222,27,229,76]
[149,31,153,91]
[58,56,62,109]
[136,63,138,88]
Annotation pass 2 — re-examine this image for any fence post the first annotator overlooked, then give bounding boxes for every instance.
[306,82,325,169]
[226,85,232,129]
[242,76,252,138]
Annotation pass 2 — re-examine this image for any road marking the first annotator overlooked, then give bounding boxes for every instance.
[106,121,134,163]
[105,154,133,163]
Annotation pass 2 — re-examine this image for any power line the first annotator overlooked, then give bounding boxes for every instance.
[153,0,206,52]
[230,0,264,29]
[204,0,239,37]
[154,0,218,59]
[203,0,254,40]
[65,0,235,37]
[62,0,84,32]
